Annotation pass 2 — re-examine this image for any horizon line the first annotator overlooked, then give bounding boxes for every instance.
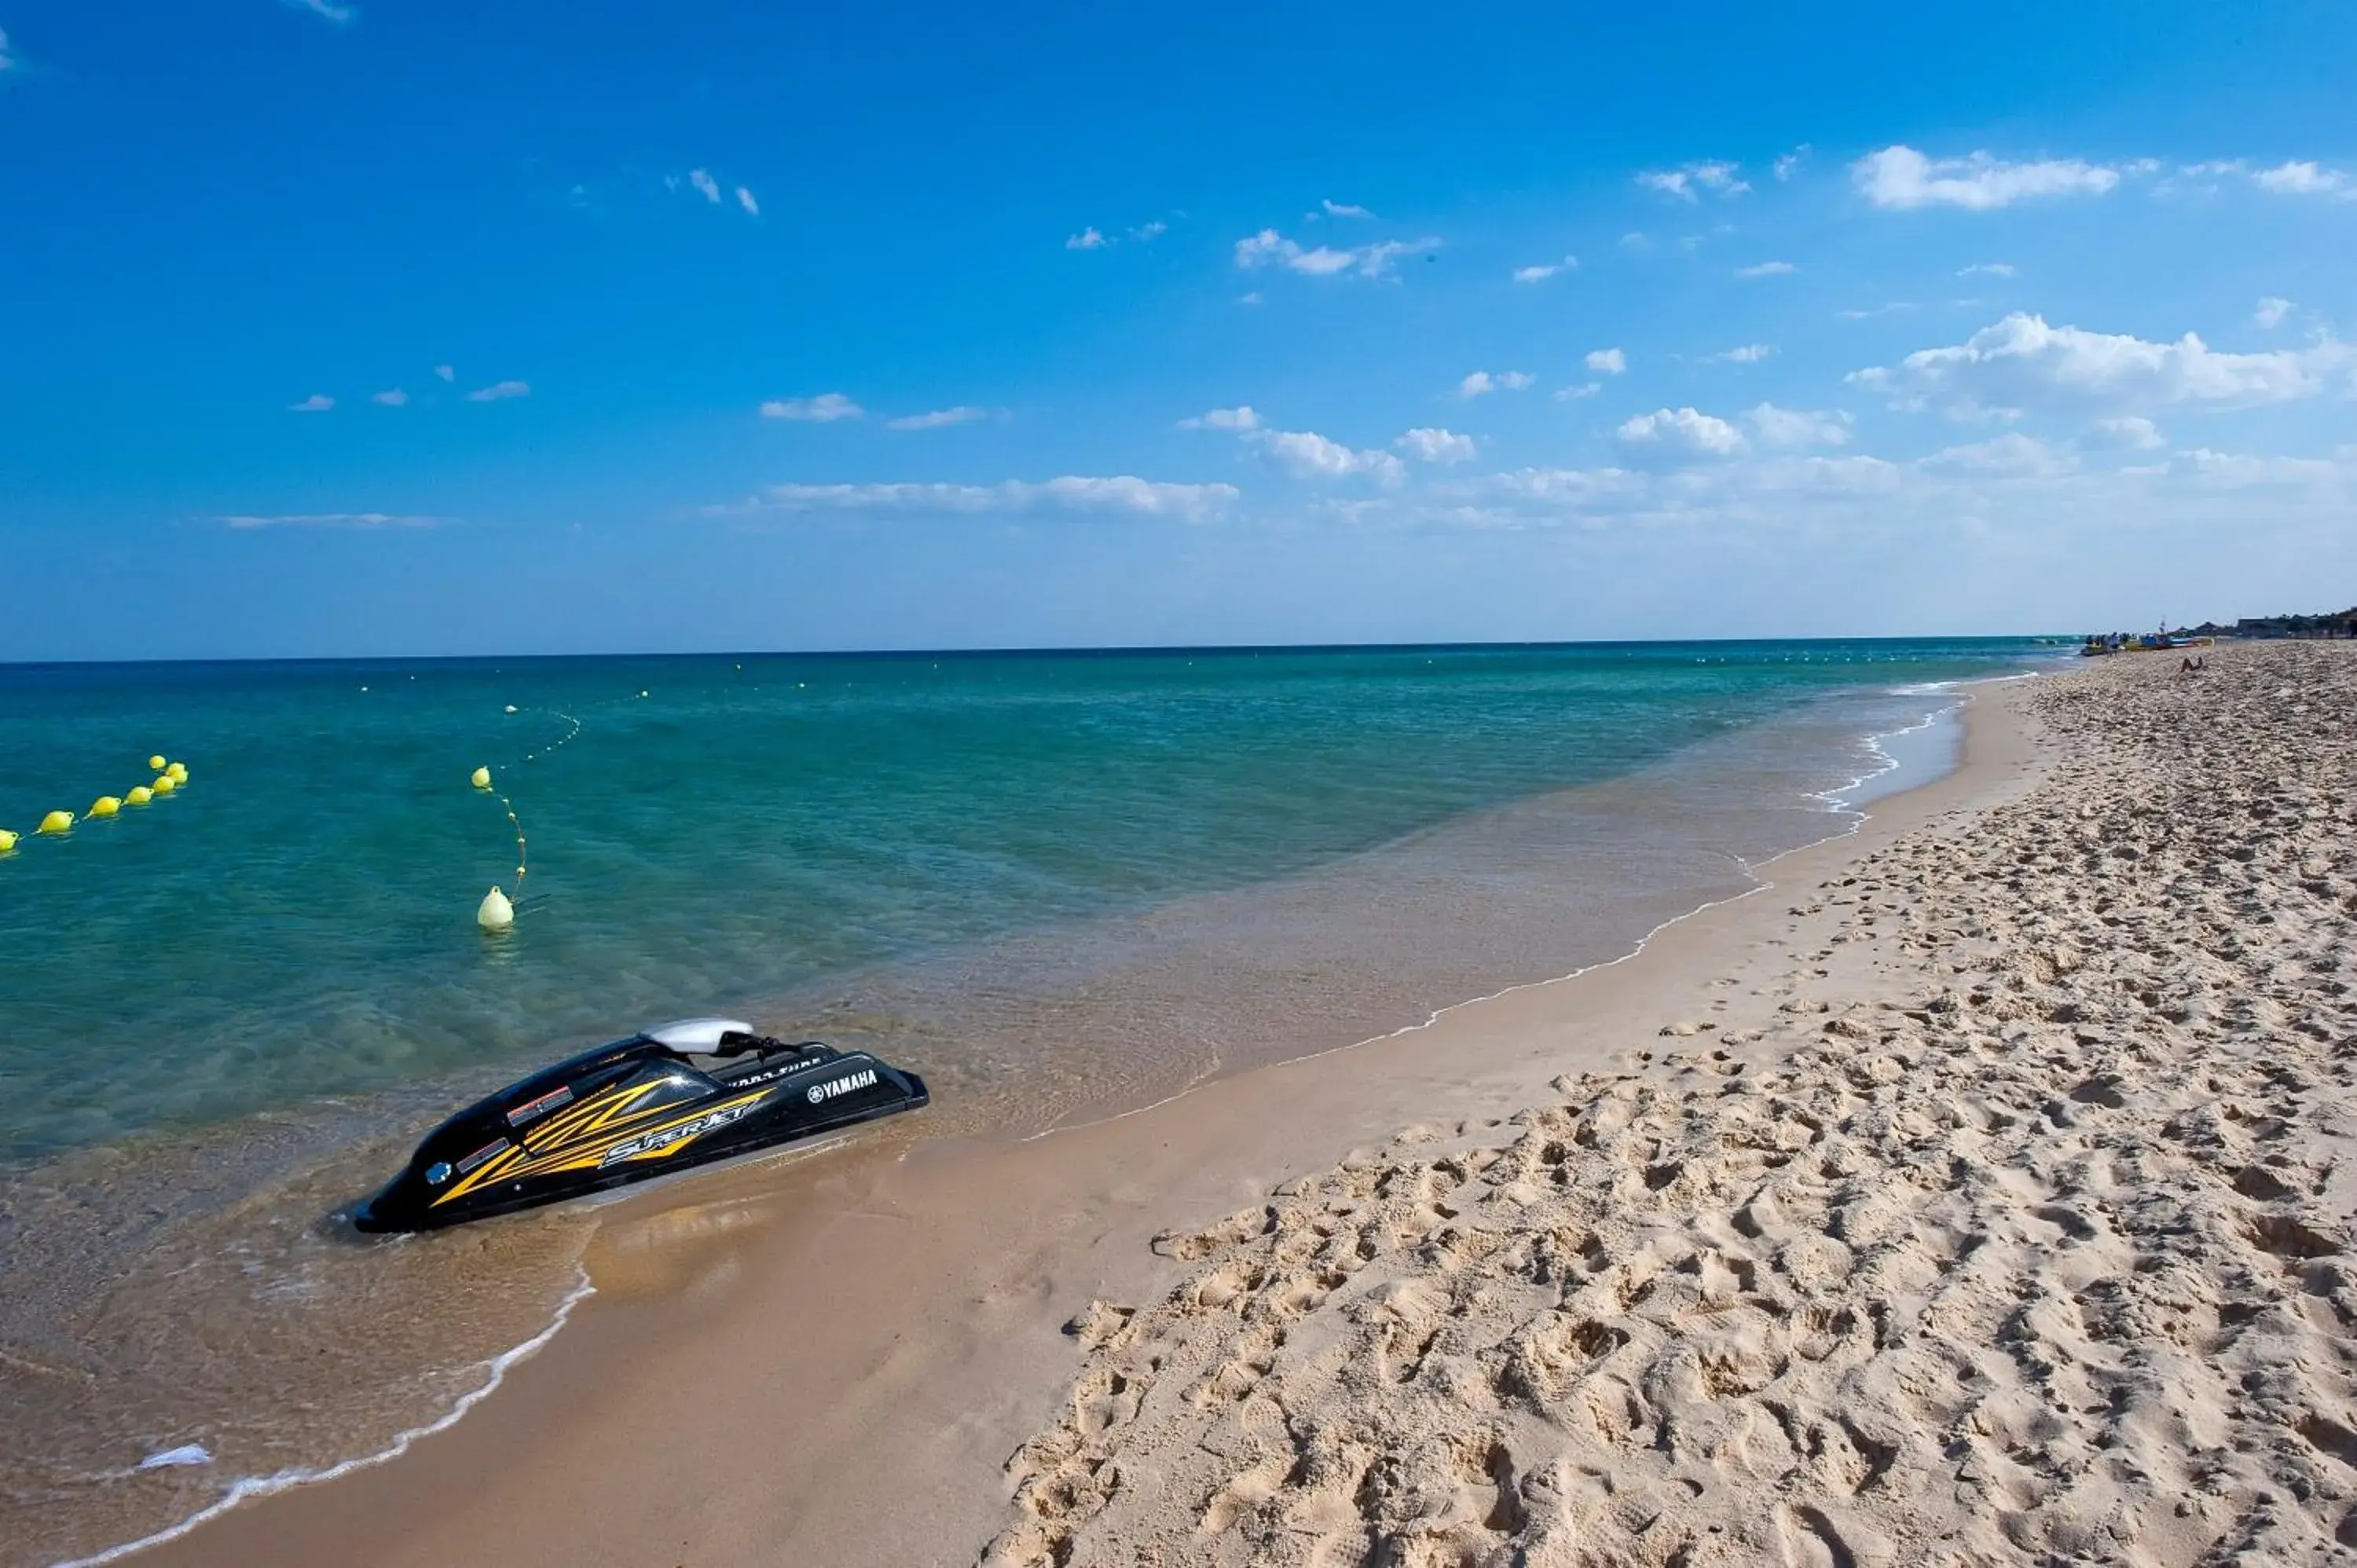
[0,632,2074,672]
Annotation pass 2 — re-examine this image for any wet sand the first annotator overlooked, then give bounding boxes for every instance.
[125,663,2077,1568]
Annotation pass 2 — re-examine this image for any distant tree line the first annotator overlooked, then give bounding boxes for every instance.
[2172,606,2357,639]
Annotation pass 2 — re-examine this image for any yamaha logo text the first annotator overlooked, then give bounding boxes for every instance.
[808,1068,878,1105]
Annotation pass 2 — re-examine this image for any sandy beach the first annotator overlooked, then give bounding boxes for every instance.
[136,639,2355,1568]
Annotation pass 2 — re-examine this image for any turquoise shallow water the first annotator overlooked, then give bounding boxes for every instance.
[2,640,2037,1164]
[0,638,2059,1566]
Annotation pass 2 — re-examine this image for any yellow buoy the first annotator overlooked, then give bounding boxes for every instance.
[0,829,17,853]
[37,810,74,836]
[471,766,493,789]
[167,762,189,784]
[148,754,167,771]
[477,885,515,932]
[152,775,177,797]
[126,786,153,806]
[87,797,122,819]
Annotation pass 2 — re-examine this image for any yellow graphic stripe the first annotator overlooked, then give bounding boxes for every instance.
[490,1089,773,1183]
[434,1080,669,1208]
[431,1087,773,1207]
[525,1079,667,1149]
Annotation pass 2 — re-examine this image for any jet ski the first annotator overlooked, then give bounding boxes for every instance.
[353,1018,928,1232]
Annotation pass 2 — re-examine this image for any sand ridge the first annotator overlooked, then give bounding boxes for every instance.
[982,643,2357,1567]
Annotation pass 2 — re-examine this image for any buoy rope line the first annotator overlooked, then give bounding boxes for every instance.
[515,709,583,768]
[469,694,640,932]
[0,755,190,857]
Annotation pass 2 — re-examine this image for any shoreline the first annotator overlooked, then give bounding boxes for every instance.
[125,672,2047,1568]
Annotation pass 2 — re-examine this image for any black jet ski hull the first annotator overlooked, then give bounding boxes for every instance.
[353,1031,926,1233]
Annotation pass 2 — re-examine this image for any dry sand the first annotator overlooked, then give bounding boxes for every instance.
[138,643,2355,1568]
[981,641,2357,1568]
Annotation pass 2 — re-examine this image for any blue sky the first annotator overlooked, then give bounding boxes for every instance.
[3,1,2353,659]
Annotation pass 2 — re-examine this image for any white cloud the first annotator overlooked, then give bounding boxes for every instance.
[1918,433,2077,476]
[217,512,441,529]
[1259,429,1405,484]
[1585,347,1627,375]
[1233,229,1435,279]
[1032,477,1239,517]
[1395,427,1477,464]
[1718,343,1775,364]
[1554,383,1603,401]
[1852,311,2353,416]
[688,169,721,204]
[282,0,357,24]
[0,25,16,71]
[761,392,863,421]
[2086,416,2166,451]
[1182,405,1402,483]
[465,379,530,402]
[433,365,455,383]
[1178,405,1261,431]
[371,388,408,407]
[1512,256,1578,283]
[2255,296,2293,330]
[1321,199,1374,219]
[1957,262,2017,278]
[1638,161,1749,202]
[2172,158,2354,200]
[1464,450,1911,528]
[1413,436,2356,535]
[1735,260,1796,278]
[2172,447,2350,488]
[1615,406,1747,457]
[1773,146,1810,181]
[735,186,759,217]
[750,478,1238,522]
[1069,219,1169,249]
[1619,232,1649,250]
[289,394,334,412]
[885,406,990,430]
[1457,370,1534,399]
[2253,160,2353,198]
[1236,230,1340,274]
[1486,467,1648,504]
[1743,402,1851,449]
[1851,145,2121,211]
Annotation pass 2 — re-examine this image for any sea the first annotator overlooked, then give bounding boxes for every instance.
[0,639,2056,1564]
